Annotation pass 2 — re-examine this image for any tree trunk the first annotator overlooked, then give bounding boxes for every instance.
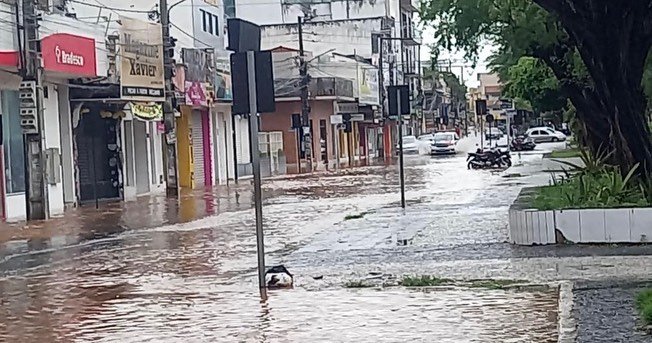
[533,45,612,157]
[534,0,652,175]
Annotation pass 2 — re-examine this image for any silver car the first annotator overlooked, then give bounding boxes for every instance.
[525,127,567,143]
[396,135,419,154]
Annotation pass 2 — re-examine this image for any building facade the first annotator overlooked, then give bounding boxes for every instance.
[237,0,421,161]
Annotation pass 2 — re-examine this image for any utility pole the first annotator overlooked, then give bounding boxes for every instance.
[21,0,48,220]
[160,0,179,196]
[298,16,311,173]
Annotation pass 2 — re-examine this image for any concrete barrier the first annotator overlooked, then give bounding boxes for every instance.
[509,188,652,245]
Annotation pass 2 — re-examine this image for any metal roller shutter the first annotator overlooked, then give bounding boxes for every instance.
[191,110,205,187]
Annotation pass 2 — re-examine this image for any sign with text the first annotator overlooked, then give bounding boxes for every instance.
[131,102,163,121]
[183,49,215,107]
[357,65,379,105]
[335,102,359,114]
[41,33,97,77]
[119,16,165,101]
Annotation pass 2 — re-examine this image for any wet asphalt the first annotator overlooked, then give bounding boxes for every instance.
[0,139,650,342]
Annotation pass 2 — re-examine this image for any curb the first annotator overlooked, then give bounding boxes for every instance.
[558,281,578,343]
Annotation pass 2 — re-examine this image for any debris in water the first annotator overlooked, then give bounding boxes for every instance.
[265,265,293,289]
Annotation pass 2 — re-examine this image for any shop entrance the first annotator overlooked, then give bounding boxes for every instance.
[76,111,121,203]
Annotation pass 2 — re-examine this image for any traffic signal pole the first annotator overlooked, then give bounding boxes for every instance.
[160,0,180,196]
[21,0,48,220]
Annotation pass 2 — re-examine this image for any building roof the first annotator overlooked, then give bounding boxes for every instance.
[271,46,300,53]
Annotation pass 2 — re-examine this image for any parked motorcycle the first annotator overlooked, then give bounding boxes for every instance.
[467,148,512,169]
[510,136,536,151]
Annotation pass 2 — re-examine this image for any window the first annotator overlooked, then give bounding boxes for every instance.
[224,0,236,18]
[371,33,381,54]
[2,91,25,194]
[201,9,208,33]
[199,9,220,36]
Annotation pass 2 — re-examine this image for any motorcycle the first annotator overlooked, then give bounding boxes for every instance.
[510,136,536,151]
[467,148,512,169]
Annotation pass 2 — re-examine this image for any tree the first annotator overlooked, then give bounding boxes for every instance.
[420,0,652,174]
[502,57,566,115]
[440,71,466,105]
[532,0,652,173]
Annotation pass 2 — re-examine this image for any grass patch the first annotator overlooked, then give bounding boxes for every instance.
[344,212,368,220]
[636,289,652,326]
[467,279,526,290]
[548,148,581,159]
[399,275,453,287]
[343,280,374,288]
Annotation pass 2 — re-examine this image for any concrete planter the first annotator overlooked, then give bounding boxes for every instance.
[509,188,652,245]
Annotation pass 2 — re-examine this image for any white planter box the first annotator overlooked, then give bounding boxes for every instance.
[508,190,652,245]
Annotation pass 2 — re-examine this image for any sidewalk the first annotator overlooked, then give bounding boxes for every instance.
[0,183,256,244]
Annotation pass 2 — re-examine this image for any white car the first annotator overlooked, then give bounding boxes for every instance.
[418,134,436,144]
[430,132,460,155]
[396,135,420,154]
[485,127,504,140]
[525,127,567,143]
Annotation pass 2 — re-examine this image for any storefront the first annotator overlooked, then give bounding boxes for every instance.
[0,21,109,220]
[175,49,216,189]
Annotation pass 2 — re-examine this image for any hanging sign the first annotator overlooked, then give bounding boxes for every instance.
[119,16,165,101]
[131,102,163,121]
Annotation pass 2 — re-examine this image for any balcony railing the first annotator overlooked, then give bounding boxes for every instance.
[275,77,354,99]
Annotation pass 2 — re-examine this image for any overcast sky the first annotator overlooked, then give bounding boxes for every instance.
[419,26,494,88]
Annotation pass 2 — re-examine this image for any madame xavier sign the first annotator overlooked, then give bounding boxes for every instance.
[119,16,165,101]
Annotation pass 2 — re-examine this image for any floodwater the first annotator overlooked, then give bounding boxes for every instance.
[0,140,579,342]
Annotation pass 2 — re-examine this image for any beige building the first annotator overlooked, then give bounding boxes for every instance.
[477,72,508,123]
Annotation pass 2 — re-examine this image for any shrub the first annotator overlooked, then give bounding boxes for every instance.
[533,148,651,210]
[637,289,652,326]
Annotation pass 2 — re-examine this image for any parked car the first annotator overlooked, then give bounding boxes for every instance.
[396,135,420,154]
[417,134,436,144]
[525,127,567,143]
[485,127,503,140]
[430,132,460,155]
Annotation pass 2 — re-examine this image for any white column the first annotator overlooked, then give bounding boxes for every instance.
[42,82,65,217]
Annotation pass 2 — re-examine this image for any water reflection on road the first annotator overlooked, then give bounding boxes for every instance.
[0,149,566,342]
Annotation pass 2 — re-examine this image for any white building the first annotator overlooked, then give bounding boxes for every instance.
[69,0,248,185]
[237,0,421,97]
[0,1,115,221]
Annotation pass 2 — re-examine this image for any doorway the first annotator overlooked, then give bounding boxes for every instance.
[133,119,150,195]
[76,111,121,203]
[319,119,328,165]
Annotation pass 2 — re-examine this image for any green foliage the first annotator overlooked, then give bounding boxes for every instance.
[533,149,651,210]
[399,275,453,287]
[548,148,581,159]
[420,0,563,64]
[440,71,467,103]
[468,279,526,290]
[636,289,652,326]
[503,57,566,114]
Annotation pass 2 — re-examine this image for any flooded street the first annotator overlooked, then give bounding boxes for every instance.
[1,143,651,342]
